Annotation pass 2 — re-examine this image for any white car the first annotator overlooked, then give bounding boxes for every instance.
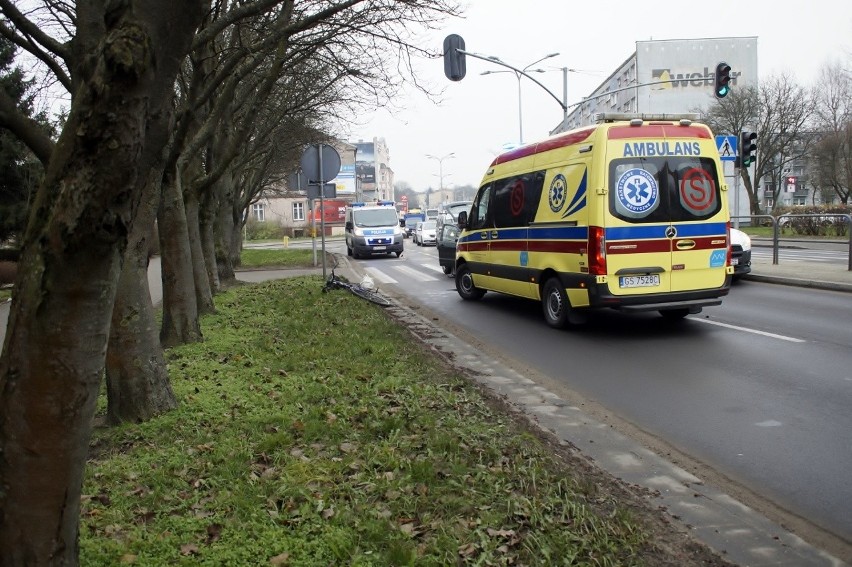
[730,227,752,281]
[414,220,437,246]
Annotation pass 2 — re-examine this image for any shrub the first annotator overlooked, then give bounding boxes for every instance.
[773,204,852,237]
[245,219,287,240]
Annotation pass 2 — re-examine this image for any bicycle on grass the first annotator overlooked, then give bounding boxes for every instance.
[322,267,393,307]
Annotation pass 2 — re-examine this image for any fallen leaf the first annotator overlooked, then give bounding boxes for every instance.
[206,523,223,543]
[180,543,199,556]
[269,551,289,565]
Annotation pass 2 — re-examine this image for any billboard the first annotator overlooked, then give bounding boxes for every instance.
[355,142,376,184]
[636,37,758,114]
[331,164,356,195]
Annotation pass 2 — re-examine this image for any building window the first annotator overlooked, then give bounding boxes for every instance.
[252,203,265,222]
[293,202,305,221]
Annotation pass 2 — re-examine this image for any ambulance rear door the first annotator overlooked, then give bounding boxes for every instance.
[604,152,727,297]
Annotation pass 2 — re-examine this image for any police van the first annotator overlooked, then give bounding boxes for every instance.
[454,113,733,328]
[345,200,404,259]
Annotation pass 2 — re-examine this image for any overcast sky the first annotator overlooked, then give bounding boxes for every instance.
[346,0,851,194]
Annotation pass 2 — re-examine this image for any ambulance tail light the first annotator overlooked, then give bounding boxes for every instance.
[588,226,607,275]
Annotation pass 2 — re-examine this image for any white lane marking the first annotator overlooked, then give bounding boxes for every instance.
[755,420,782,427]
[694,318,806,343]
[421,263,444,274]
[393,264,439,282]
[365,267,397,284]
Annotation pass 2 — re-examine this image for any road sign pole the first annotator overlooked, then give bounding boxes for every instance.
[318,145,327,280]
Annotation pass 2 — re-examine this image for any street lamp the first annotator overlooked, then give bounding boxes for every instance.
[481,52,559,144]
[425,152,455,206]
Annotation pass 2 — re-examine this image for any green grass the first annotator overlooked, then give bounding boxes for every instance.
[0,288,10,302]
[240,248,317,268]
[78,249,705,565]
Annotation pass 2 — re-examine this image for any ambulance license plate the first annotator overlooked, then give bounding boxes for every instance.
[619,275,660,288]
[373,245,386,250]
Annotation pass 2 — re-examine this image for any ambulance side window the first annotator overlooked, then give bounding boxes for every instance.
[492,171,545,228]
[468,184,493,230]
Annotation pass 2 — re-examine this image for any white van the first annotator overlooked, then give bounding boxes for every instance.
[345,201,404,259]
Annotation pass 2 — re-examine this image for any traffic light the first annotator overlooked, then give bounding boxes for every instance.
[714,62,731,98]
[443,34,466,82]
[740,131,757,167]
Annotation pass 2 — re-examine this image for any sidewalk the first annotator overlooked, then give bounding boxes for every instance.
[744,250,852,293]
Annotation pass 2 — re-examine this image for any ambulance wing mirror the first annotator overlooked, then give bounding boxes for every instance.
[457,210,468,228]
[345,221,353,230]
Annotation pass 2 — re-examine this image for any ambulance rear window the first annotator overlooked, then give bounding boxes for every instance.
[608,157,721,223]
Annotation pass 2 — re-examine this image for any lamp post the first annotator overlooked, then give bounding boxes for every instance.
[481,52,559,144]
[425,152,455,205]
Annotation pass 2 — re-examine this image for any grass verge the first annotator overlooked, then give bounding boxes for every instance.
[81,249,729,566]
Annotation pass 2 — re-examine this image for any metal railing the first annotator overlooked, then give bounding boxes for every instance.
[731,214,852,271]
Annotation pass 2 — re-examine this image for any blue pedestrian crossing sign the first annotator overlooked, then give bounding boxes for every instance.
[716,135,737,161]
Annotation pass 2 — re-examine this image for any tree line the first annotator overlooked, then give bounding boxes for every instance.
[0,1,461,564]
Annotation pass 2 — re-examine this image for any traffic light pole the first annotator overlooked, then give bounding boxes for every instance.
[733,164,741,229]
[455,48,568,122]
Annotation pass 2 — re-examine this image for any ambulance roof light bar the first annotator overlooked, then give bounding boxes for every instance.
[595,112,700,126]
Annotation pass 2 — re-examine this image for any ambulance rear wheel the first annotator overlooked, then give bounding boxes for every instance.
[542,277,572,329]
[456,264,485,300]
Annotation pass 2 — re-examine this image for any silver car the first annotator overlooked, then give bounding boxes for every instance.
[414,220,437,246]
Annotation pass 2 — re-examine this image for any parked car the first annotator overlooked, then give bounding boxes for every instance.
[730,227,752,281]
[414,220,437,246]
[437,223,460,275]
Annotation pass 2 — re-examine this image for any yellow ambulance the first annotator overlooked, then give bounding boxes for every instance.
[454,113,733,328]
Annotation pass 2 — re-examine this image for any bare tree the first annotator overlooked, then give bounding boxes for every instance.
[0,1,183,427]
[810,60,852,204]
[703,74,814,214]
[0,2,207,563]
[157,0,463,346]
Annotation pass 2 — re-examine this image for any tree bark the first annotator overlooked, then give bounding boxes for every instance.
[0,2,205,563]
[158,163,203,348]
[184,185,216,315]
[105,180,177,425]
[199,188,221,293]
[214,175,239,286]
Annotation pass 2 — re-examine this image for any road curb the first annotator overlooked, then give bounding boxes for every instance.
[744,273,852,293]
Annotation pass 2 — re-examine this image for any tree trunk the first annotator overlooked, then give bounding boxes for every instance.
[0,3,205,563]
[158,164,203,348]
[199,189,221,293]
[184,187,216,315]
[105,198,177,425]
[214,176,239,285]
